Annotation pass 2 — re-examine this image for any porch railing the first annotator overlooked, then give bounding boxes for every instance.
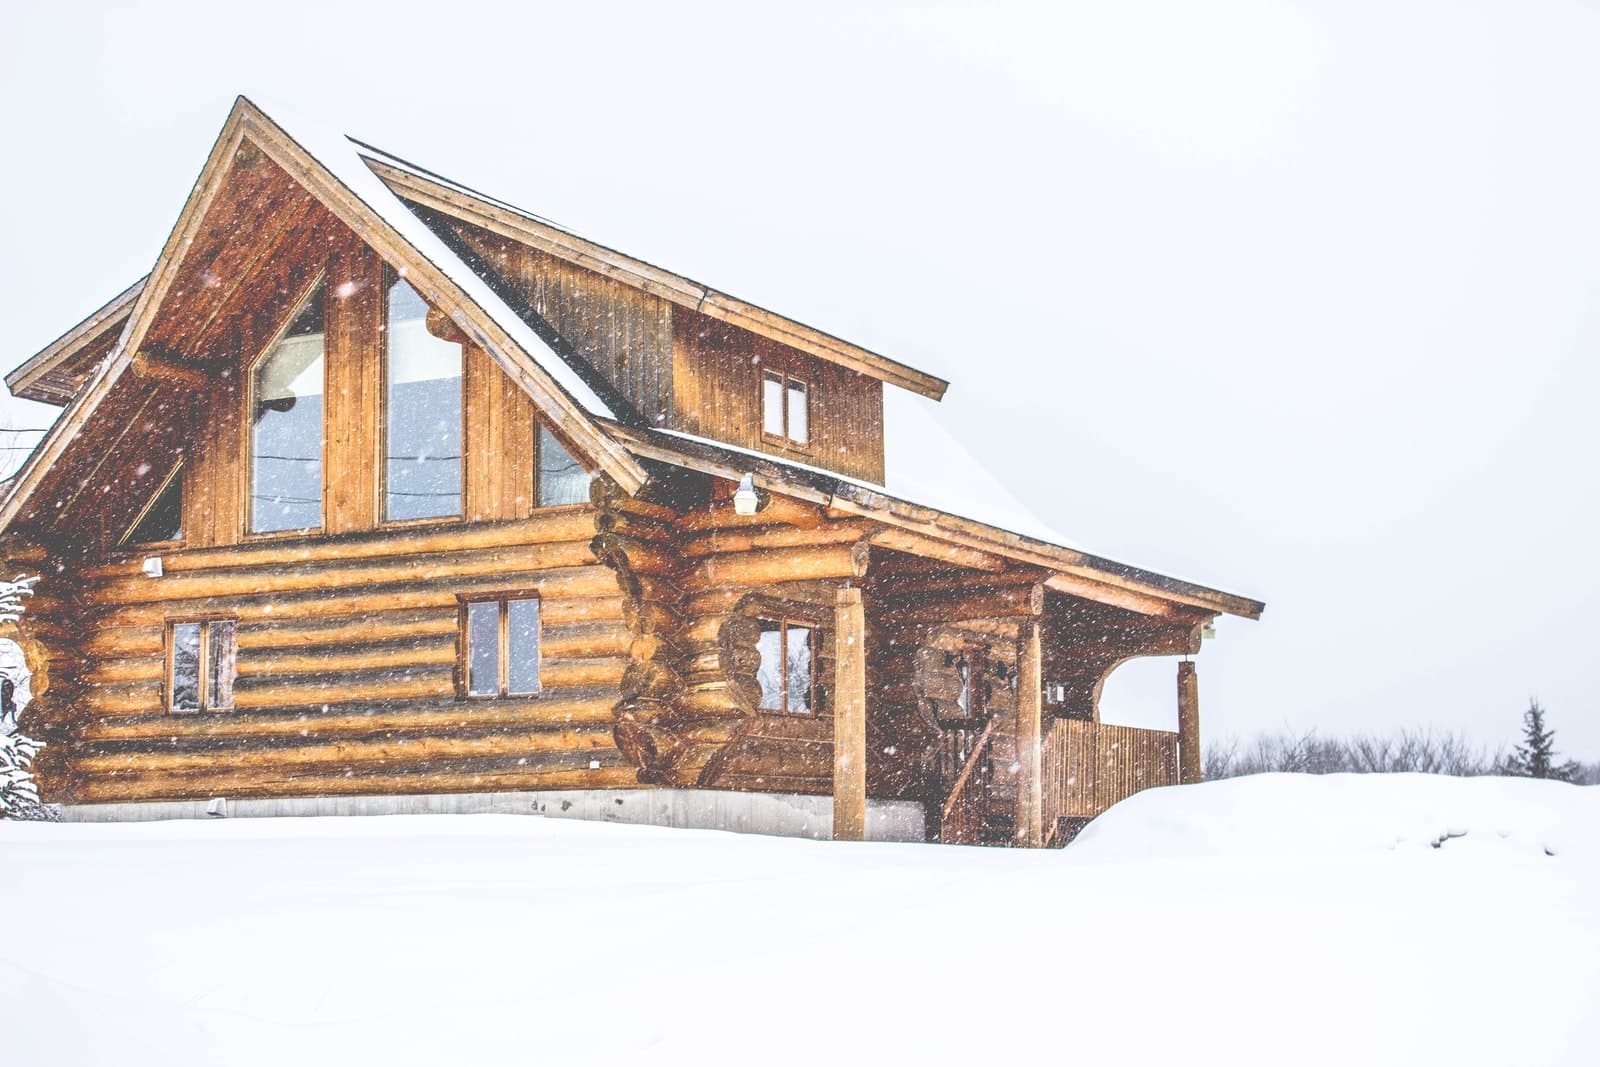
[1042,718,1179,830]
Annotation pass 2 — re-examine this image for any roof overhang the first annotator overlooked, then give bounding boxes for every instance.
[605,420,1266,621]
[6,277,146,406]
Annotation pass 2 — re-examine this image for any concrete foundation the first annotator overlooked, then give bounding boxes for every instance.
[57,788,928,843]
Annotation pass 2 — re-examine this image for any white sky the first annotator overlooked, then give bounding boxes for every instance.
[2,1,1596,758]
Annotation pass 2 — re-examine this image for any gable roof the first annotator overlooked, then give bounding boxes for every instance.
[0,97,650,532]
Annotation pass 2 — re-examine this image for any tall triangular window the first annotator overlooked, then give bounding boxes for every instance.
[384,274,463,521]
[249,279,326,534]
[537,423,591,507]
[121,465,183,546]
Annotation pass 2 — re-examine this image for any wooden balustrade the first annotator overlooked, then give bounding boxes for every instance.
[1042,718,1179,829]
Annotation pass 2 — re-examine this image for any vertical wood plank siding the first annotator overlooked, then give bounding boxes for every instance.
[1043,718,1179,820]
[672,310,885,484]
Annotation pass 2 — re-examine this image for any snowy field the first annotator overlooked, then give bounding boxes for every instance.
[3,775,1595,1066]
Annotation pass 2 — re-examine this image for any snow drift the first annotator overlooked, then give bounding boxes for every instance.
[2,774,1594,1066]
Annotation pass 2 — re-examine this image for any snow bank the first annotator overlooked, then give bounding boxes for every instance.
[2,775,1594,1066]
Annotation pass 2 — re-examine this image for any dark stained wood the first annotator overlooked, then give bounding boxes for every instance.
[1178,659,1201,785]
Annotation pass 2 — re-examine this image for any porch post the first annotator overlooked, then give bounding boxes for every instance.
[1014,619,1044,847]
[833,585,867,841]
[1177,659,1202,784]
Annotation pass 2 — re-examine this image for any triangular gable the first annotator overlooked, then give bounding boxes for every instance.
[5,277,146,406]
[0,97,646,533]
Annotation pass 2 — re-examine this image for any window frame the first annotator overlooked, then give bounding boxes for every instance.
[244,271,329,541]
[760,368,812,451]
[533,418,595,510]
[164,614,238,715]
[379,267,467,529]
[119,462,185,548]
[755,615,820,715]
[456,592,543,699]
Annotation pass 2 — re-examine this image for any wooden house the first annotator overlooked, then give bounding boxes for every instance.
[0,98,1263,845]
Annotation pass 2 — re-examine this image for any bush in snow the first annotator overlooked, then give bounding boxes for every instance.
[1206,727,1504,779]
[0,574,54,821]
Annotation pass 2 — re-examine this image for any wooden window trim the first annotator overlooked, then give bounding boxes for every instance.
[456,592,542,699]
[379,268,466,529]
[243,271,328,542]
[164,614,238,715]
[759,367,813,454]
[757,615,820,715]
[118,461,184,549]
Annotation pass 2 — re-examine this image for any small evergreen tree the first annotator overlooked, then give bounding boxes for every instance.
[1504,699,1580,782]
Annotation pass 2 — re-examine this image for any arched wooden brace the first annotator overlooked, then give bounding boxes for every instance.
[1044,601,1214,721]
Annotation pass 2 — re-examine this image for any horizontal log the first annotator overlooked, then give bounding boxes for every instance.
[89,574,625,629]
[93,540,599,605]
[75,690,621,743]
[868,528,1008,572]
[76,723,618,776]
[690,541,869,590]
[679,520,876,558]
[879,583,1045,627]
[70,761,642,804]
[86,509,601,578]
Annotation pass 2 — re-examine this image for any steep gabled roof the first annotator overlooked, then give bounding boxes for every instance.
[0,97,649,532]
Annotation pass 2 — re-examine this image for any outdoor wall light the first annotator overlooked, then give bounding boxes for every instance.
[141,556,163,579]
[733,473,761,516]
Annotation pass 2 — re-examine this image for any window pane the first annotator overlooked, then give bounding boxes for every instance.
[171,622,201,712]
[467,601,499,696]
[762,372,784,436]
[756,620,785,711]
[786,624,813,714]
[506,598,541,695]
[250,283,325,533]
[537,424,591,507]
[125,468,182,545]
[786,380,808,444]
[207,620,237,710]
[386,277,463,521]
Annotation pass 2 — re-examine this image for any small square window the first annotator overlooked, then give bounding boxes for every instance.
[167,617,237,713]
[461,595,541,698]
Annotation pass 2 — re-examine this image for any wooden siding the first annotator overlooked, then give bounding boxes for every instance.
[431,214,676,424]
[46,511,634,803]
[1043,717,1178,821]
[672,309,885,485]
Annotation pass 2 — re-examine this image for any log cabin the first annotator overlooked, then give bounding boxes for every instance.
[0,97,1263,846]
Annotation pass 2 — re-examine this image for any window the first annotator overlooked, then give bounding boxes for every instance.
[955,645,987,718]
[462,595,541,697]
[756,618,816,714]
[250,280,326,533]
[121,465,183,546]
[385,274,463,521]
[761,370,809,446]
[537,423,591,507]
[167,617,237,713]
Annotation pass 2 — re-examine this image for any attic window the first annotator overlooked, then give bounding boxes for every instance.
[536,423,591,507]
[384,275,463,522]
[762,371,809,447]
[249,279,326,534]
[121,465,183,546]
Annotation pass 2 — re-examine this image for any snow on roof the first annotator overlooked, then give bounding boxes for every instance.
[255,100,615,421]
[881,388,1074,549]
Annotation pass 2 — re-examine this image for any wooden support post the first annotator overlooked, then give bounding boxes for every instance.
[1015,619,1043,847]
[1177,659,1202,785]
[833,585,867,841]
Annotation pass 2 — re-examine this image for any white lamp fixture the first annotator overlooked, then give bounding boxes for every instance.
[733,473,760,516]
[141,556,164,579]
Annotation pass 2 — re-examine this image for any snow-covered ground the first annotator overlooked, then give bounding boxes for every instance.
[3,774,1595,1066]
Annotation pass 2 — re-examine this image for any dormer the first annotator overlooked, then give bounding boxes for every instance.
[379,166,948,487]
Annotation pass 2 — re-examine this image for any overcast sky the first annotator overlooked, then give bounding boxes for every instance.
[2,1,1596,758]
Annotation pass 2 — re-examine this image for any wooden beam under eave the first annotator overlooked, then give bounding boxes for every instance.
[132,350,212,389]
[878,582,1044,627]
[867,528,1008,573]
[1044,572,1181,618]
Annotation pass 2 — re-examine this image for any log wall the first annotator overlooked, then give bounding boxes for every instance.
[40,510,634,803]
